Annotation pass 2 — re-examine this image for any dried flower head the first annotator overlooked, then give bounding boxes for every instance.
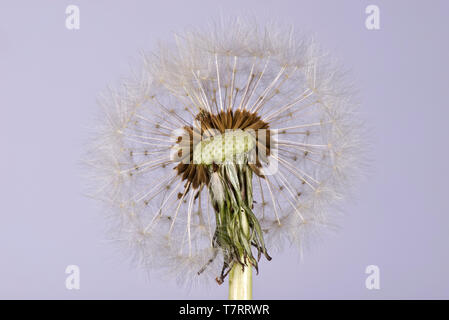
[87,18,363,287]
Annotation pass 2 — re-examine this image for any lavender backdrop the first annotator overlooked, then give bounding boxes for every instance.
[1,0,448,299]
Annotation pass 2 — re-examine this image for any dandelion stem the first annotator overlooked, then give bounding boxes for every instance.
[229,259,252,299]
[208,158,269,296]
[228,207,252,300]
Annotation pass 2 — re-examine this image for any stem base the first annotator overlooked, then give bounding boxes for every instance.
[228,263,252,300]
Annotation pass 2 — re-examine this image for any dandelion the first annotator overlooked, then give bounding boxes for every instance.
[87,18,363,299]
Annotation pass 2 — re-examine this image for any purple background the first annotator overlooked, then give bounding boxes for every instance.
[1,0,448,299]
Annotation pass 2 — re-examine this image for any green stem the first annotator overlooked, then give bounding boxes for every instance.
[228,206,252,300]
[208,162,268,298]
[228,259,252,299]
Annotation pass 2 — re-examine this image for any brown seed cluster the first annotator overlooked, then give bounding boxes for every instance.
[174,109,271,189]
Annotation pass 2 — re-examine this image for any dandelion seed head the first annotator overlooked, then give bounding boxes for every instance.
[87,18,364,286]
